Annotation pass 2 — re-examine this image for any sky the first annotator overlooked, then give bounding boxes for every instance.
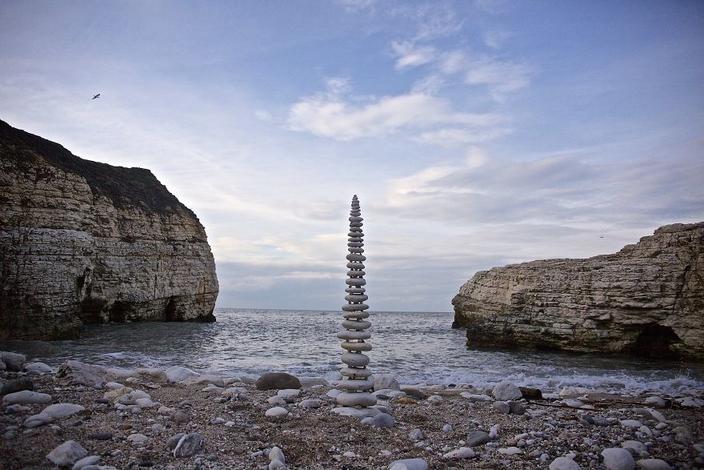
[1,0,703,312]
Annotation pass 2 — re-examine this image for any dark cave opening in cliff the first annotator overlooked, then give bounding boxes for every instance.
[630,324,681,358]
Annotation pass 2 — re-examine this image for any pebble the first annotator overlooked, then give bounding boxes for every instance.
[427,394,443,404]
[127,433,149,446]
[46,440,88,467]
[644,396,666,408]
[277,389,300,402]
[5,404,30,414]
[255,372,301,390]
[267,396,287,406]
[549,456,581,470]
[493,401,510,414]
[620,419,643,429]
[173,432,205,457]
[509,401,527,415]
[72,455,100,469]
[442,447,475,459]
[408,428,424,441]
[172,411,189,424]
[2,390,52,405]
[41,403,85,419]
[299,398,322,409]
[167,433,186,450]
[498,447,523,455]
[634,458,672,470]
[467,430,490,447]
[492,382,522,401]
[165,366,201,383]
[563,399,585,408]
[389,457,428,470]
[622,440,646,456]
[25,362,53,375]
[489,424,500,439]
[361,412,395,428]
[88,432,113,441]
[601,447,636,470]
[269,446,286,463]
[0,352,26,371]
[442,424,452,433]
[265,406,289,418]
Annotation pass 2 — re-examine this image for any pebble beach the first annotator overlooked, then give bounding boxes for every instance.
[1,354,703,469]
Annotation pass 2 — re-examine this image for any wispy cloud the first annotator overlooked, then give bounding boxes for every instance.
[286,79,504,141]
[484,30,512,49]
[391,41,436,70]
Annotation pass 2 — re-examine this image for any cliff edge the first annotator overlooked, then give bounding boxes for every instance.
[0,119,219,339]
[452,222,704,359]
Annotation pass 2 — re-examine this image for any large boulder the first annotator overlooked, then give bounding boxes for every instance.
[0,351,26,371]
[255,372,301,390]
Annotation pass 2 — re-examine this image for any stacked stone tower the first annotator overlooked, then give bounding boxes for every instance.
[334,195,377,413]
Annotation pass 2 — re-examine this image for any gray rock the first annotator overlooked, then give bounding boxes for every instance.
[0,352,26,371]
[56,361,110,388]
[88,432,113,441]
[601,448,636,470]
[408,428,424,441]
[256,372,301,390]
[492,382,522,401]
[622,440,646,456]
[265,407,289,418]
[635,458,672,470]
[519,386,543,400]
[643,396,667,408]
[0,378,34,395]
[5,404,30,414]
[442,447,475,460]
[277,389,300,402]
[498,447,523,455]
[127,433,149,446]
[460,392,493,402]
[361,412,394,428]
[173,432,205,457]
[373,374,400,391]
[466,430,490,447]
[549,456,581,470]
[620,419,643,429]
[442,424,453,433]
[41,403,86,419]
[299,398,322,409]
[166,433,186,450]
[24,413,54,428]
[509,401,526,414]
[46,440,88,467]
[73,455,100,470]
[2,390,52,405]
[165,366,200,383]
[269,446,286,464]
[25,362,53,375]
[389,458,428,470]
[493,401,510,414]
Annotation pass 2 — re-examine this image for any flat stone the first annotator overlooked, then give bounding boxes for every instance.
[635,458,672,470]
[299,398,322,409]
[46,440,88,467]
[563,399,585,408]
[173,432,204,457]
[622,440,646,456]
[265,407,289,418]
[442,447,475,460]
[460,392,493,402]
[41,403,86,419]
[165,366,200,383]
[408,428,424,441]
[643,396,667,408]
[549,456,581,470]
[361,412,394,428]
[88,432,113,441]
[466,430,490,447]
[1,378,34,395]
[442,424,452,433]
[336,391,376,407]
[277,389,300,401]
[601,448,636,470]
[498,447,523,455]
[56,361,110,388]
[267,396,287,406]
[389,458,428,470]
[332,406,380,418]
[24,413,53,428]
[620,419,643,429]
[72,455,100,469]
[3,390,52,405]
[127,433,149,446]
[25,362,53,375]
[255,372,301,390]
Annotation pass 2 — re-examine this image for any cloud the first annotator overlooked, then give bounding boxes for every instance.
[337,0,376,13]
[382,143,704,229]
[391,3,463,40]
[484,30,512,49]
[464,57,532,100]
[391,41,436,70]
[286,81,504,141]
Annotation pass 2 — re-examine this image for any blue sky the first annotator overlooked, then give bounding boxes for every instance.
[1,0,703,311]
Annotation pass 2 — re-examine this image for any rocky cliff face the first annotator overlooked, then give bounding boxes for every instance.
[452,222,704,359]
[0,120,219,340]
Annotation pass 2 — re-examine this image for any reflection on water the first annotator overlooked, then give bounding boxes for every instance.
[3,309,702,394]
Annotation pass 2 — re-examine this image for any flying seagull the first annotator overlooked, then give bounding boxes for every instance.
[92,93,101,100]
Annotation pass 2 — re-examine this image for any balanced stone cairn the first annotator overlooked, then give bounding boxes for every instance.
[333,195,377,416]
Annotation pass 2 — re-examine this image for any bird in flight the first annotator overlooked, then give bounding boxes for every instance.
[92,93,101,100]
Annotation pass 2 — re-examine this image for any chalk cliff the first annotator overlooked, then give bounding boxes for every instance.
[452,222,704,359]
[0,120,219,340]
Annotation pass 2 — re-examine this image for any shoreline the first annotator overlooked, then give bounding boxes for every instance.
[1,354,703,469]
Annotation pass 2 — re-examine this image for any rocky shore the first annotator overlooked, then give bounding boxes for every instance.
[1,351,703,469]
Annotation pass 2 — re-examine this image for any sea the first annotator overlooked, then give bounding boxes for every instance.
[5,309,703,396]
